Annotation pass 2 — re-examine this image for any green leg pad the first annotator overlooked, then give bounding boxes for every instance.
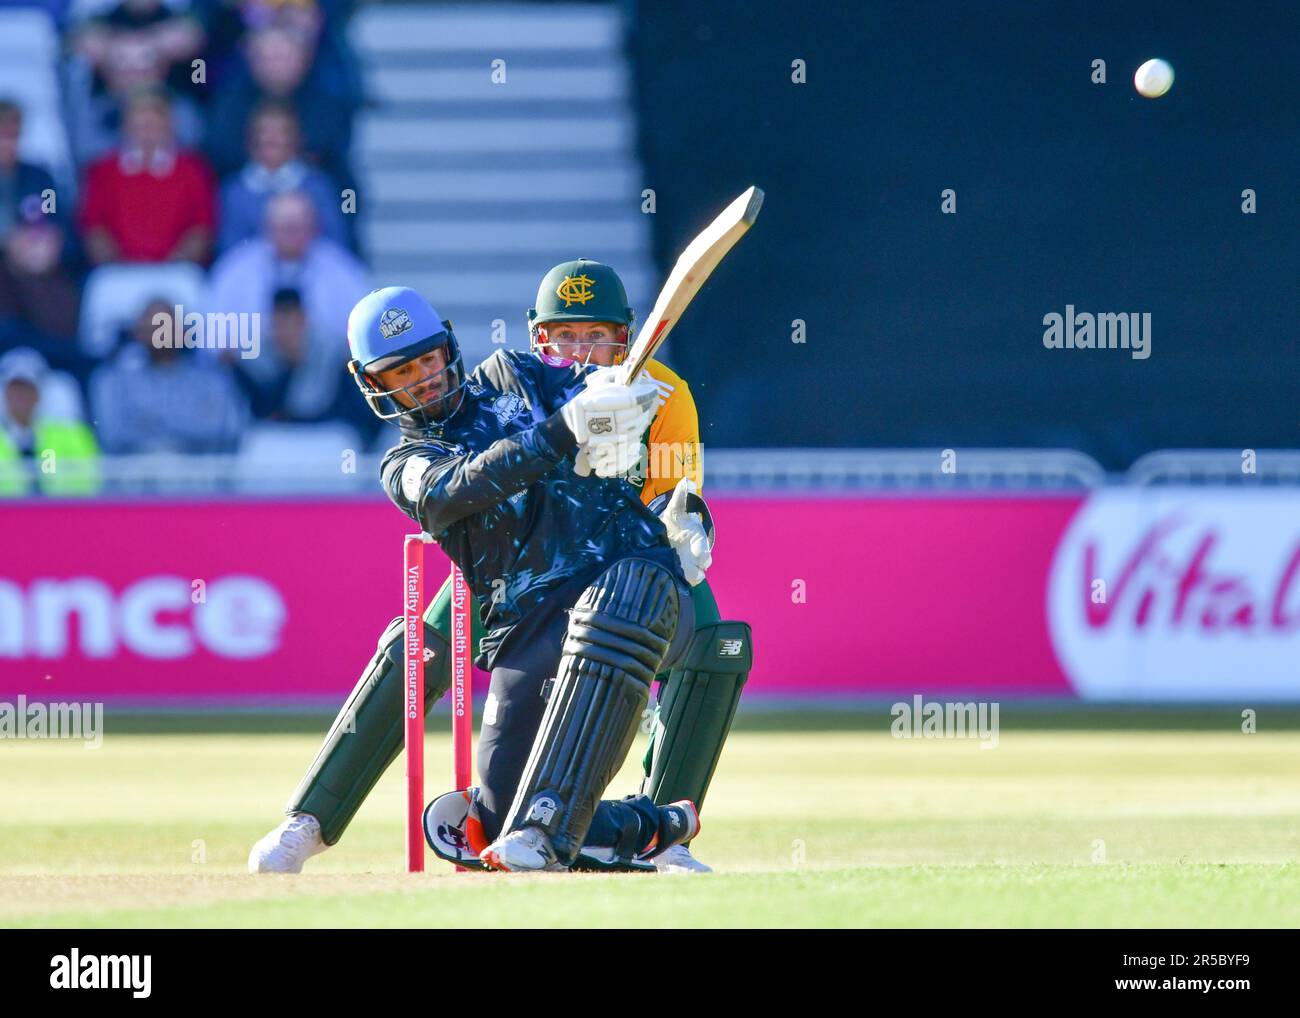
[287,594,453,844]
[642,579,721,774]
[642,619,752,811]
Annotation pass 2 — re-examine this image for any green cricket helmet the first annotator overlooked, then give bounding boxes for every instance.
[527,258,635,365]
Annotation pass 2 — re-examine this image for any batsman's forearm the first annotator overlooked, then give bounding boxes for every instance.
[416,412,577,533]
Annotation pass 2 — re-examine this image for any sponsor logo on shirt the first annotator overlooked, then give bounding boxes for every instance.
[491,392,526,426]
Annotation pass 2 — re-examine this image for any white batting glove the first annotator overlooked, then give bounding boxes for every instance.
[561,370,657,478]
[572,444,638,477]
[658,478,712,585]
[585,434,645,478]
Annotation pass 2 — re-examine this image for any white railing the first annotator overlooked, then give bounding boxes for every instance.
[13,448,1300,498]
[1127,449,1300,486]
[700,448,1107,492]
[3,447,1110,497]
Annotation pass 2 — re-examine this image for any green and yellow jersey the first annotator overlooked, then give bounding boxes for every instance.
[633,357,702,505]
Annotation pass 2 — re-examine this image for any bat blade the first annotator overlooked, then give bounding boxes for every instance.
[622,185,764,382]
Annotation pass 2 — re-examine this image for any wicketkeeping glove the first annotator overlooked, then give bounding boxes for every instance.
[657,478,713,585]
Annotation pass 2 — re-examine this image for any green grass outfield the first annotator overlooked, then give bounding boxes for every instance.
[3,708,1299,928]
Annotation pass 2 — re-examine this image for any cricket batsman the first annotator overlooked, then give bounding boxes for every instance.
[423,259,751,874]
[250,284,708,872]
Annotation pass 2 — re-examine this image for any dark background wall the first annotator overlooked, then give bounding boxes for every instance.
[630,0,1298,468]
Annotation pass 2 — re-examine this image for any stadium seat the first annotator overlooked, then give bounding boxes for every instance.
[78,262,208,358]
[0,7,75,192]
[349,3,655,368]
[38,369,87,422]
[0,9,59,66]
[235,421,363,492]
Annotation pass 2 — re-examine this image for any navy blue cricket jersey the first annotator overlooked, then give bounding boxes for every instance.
[379,350,675,664]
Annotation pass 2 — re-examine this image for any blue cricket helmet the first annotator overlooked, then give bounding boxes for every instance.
[346,286,466,425]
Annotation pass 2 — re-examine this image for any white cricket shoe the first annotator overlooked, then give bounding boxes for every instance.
[480,827,562,872]
[248,813,327,873]
[653,843,713,874]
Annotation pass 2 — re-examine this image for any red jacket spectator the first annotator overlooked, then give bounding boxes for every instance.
[79,88,216,265]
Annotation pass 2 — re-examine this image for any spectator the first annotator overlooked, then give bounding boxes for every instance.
[202,0,363,107]
[233,286,329,418]
[0,209,81,359]
[0,100,62,244]
[0,101,80,364]
[78,87,216,265]
[68,0,207,163]
[218,100,347,253]
[231,285,374,439]
[205,23,357,180]
[89,298,247,453]
[207,190,367,383]
[0,347,99,497]
[204,0,324,66]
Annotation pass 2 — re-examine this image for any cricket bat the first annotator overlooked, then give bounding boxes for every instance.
[621,185,764,383]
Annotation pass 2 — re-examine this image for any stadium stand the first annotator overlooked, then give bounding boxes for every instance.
[348,2,654,365]
[0,1,1292,496]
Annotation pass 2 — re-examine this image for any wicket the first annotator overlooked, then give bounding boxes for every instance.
[403,533,474,873]
[450,561,474,793]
